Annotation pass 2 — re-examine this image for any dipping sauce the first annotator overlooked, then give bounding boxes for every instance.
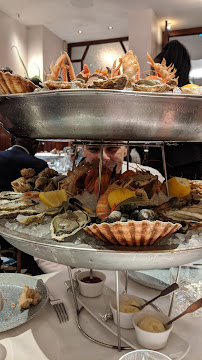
[81,276,102,284]
[138,316,165,333]
[119,300,140,313]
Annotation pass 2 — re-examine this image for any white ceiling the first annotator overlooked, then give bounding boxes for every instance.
[0,0,201,43]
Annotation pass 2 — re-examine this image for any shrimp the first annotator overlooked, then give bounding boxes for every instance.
[44,52,76,81]
[96,182,120,220]
[146,53,177,83]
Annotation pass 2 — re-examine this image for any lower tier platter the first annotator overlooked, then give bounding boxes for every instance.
[0,223,201,271]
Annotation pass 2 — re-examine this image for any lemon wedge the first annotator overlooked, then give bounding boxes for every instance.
[39,189,68,207]
[108,188,135,208]
[167,177,191,198]
[181,84,199,89]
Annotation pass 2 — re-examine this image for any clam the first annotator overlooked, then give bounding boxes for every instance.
[51,210,90,241]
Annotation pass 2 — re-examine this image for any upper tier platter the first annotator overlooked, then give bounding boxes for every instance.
[0,89,202,142]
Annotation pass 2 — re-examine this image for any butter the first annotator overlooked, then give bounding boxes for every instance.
[138,316,165,333]
[119,300,140,313]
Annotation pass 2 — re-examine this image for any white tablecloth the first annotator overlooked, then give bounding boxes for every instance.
[0,270,201,360]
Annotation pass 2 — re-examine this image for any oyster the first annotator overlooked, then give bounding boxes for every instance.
[0,191,23,201]
[16,213,45,225]
[0,198,33,212]
[51,210,90,241]
[89,74,128,90]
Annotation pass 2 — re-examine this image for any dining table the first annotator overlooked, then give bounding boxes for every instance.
[0,269,201,360]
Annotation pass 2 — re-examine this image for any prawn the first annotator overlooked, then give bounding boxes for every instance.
[146,53,177,83]
[44,52,76,81]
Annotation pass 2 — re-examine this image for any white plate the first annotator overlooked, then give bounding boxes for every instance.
[0,273,48,332]
[76,285,190,360]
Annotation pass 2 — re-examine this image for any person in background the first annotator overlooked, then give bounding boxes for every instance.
[0,136,47,191]
[154,40,190,87]
[0,136,48,275]
[82,145,164,182]
[130,147,141,164]
[145,40,202,179]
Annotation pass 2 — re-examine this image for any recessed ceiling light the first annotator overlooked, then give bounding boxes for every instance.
[167,23,171,30]
[108,26,113,30]
[78,30,83,34]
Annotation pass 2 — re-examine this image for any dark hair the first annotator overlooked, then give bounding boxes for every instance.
[14,137,39,155]
[1,67,13,74]
[30,77,42,87]
[154,40,191,87]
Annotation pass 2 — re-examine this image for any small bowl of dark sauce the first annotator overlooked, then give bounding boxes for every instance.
[81,276,102,284]
[77,270,106,297]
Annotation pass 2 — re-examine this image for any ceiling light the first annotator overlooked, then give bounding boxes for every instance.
[108,26,113,30]
[167,23,171,30]
[78,30,83,34]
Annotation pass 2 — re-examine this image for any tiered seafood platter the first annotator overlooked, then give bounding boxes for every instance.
[0,49,202,271]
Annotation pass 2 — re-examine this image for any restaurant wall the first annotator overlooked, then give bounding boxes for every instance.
[129,9,161,73]
[0,10,27,76]
[43,26,64,80]
[27,26,43,80]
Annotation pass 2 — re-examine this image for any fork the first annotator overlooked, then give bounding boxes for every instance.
[49,292,69,323]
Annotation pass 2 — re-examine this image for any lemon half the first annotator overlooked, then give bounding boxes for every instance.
[108,188,135,208]
[181,84,199,89]
[39,189,68,207]
[168,177,191,198]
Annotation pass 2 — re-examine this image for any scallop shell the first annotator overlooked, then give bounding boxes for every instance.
[85,220,181,246]
[0,72,38,94]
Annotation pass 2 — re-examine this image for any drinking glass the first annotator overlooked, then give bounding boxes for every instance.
[119,349,172,360]
[170,265,202,318]
[0,291,3,312]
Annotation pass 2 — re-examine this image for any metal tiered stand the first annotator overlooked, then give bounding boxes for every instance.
[0,89,202,351]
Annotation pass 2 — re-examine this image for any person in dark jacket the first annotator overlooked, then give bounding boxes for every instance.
[0,136,48,275]
[0,136,47,191]
[145,41,202,180]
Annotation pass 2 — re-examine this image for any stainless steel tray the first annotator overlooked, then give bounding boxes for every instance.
[0,89,202,141]
[1,224,201,271]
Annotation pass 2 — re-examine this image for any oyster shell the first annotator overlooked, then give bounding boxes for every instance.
[85,220,181,246]
[0,71,38,94]
[16,213,45,225]
[0,191,23,201]
[51,210,90,241]
[0,198,33,212]
[89,75,128,90]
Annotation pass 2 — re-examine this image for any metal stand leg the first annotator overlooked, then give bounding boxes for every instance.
[127,142,130,171]
[97,144,103,199]
[115,271,121,351]
[168,265,181,317]
[161,143,169,196]
[67,267,131,351]
[122,271,128,295]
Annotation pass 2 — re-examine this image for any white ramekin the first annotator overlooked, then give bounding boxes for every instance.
[132,310,173,350]
[77,270,106,298]
[110,293,145,329]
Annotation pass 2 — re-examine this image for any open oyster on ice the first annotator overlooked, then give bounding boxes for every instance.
[51,210,90,241]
